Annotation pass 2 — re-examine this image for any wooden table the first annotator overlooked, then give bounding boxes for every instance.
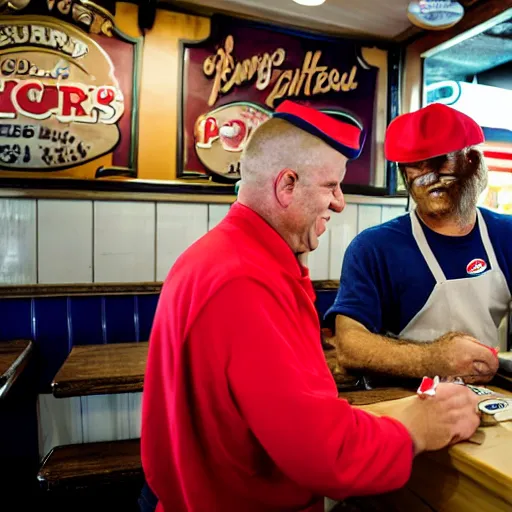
[52,342,148,397]
[0,339,33,400]
[348,387,512,512]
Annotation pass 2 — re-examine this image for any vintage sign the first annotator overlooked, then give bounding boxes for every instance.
[0,1,141,181]
[180,17,379,186]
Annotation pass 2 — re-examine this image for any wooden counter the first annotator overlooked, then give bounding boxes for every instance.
[0,339,33,400]
[356,388,512,512]
[51,342,148,398]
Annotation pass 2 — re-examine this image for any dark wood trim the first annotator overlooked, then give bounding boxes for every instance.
[0,282,162,299]
[37,439,142,492]
[0,340,33,401]
[0,280,339,299]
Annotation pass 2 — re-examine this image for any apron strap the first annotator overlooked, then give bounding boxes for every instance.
[477,209,500,269]
[410,211,447,283]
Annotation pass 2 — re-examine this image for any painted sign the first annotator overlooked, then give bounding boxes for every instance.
[180,17,379,185]
[0,1,141,181]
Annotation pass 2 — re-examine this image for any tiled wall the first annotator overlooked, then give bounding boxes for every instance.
[0,197,406,286]
[0,196,407,457]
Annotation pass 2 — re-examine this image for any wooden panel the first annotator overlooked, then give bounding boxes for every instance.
[208,204,230,230]
[81,394,131,443]
[52,342,148,397]
[381,205,407,223]
[0,199,36,284]
[357,205,382,233]
[38,200,93,284]
[138,11,211,180]
[94,202,155,283]
[37,438,141,492]
[156,203,208,280]
[37,394,83,459]
[329,204,358,279]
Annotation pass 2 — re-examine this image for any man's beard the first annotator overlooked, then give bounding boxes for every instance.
[409,149,488,226]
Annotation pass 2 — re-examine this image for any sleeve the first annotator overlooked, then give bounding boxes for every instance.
[324,233,384,333]
[219,278,413,500]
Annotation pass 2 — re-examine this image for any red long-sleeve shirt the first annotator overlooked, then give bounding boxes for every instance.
[141,202,413,512]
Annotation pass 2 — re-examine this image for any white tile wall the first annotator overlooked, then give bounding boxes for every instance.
[0,196,408,457]
[208,204,231,230]
[94,201,156,282]
[156,203,208,280]
[38,200,93,284]
[0,199,37,284]
[37,394,83,458]
[81,394,131,443]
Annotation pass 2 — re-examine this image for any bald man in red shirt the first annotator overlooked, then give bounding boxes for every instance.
[141,101,481,512]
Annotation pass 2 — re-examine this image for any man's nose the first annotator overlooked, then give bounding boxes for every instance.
[330,187,345,213]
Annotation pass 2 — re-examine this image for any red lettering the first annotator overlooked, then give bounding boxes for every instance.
[0,79,122,122]
[0,80,17,117]
[96,86,115,106]
[60,85,87,117]
[14,81,58,118]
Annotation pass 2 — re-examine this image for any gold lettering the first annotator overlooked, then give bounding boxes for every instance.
[256,53,272,91]
[340,65,358,92]
[288,69,302,97]
[328,68,340,92]
[203,35,361,106]
[265,69,293,108]
[303,51,325,96]
[312,71,330,95]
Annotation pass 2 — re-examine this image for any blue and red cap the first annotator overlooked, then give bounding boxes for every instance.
[273,100,365,160]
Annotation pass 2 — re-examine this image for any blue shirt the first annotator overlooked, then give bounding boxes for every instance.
[325,207,512,336]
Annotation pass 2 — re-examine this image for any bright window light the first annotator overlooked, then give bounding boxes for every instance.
[293,0,326,6]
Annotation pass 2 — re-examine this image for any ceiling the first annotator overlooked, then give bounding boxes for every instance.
[160,0,419,40]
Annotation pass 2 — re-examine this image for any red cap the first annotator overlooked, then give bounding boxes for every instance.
[273,100,365,160]
[384,103,484,163]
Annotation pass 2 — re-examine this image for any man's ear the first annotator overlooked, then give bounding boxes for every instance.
[275,168,298,208]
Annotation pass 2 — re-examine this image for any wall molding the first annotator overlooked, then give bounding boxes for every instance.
[0,280,340,299]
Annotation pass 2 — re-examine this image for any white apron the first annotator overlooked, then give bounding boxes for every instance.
[399,209,511,350]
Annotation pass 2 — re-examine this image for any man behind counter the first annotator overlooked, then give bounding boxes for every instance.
[327,103,511,384]
[141,101,482,512]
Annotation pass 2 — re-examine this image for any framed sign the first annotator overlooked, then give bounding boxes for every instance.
[0,0,141,185]
[179,16,394,193]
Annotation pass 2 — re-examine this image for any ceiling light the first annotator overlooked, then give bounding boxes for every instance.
[292,0,326,6]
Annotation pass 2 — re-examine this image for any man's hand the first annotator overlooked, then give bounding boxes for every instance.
[431,332,499,383]
[392,383,481,454]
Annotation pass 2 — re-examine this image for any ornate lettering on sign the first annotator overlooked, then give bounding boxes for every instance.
[0,24,88,57]
[0,79,123,124]
[0,17,125,171]
[203,36,359,108]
